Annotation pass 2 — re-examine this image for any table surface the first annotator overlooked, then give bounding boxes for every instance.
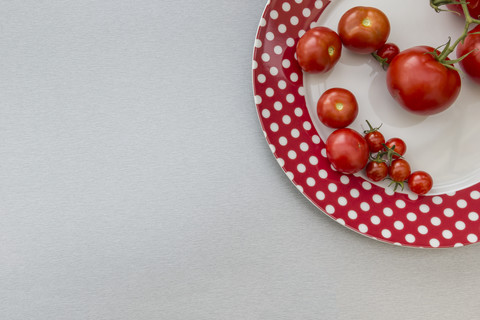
[1,1,480,319]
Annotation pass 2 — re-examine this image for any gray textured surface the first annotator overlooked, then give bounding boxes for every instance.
[1,1,479,319]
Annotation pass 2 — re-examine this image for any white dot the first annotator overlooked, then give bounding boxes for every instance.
[394,221,404,230]
[278,24,287,33]
[431,217,441,226]
[254,38,262,48]
[265,87,274,97]
[348,210,358,219]
[362,182,372,190]
[408,193,418,201]
[270,67,279,76]
[290,73,299,82]
[294,108,303,117]
[336,218,346,226]
[282,2,291,11]
[385,188,395,196]
[270,10,279,19]
[278,136,287,146]
[306,177,316,187]
[447,191,456,196]
[298,29,306,38]
[444,208,454,217]
[290,16,299,25]
[432,196,443,204]
[325,205,335,214]
[286,94,295,103]
[309,156,318,165]
[339,176,349,185]
[396,200,406,209]
[262,53,270,62]
[350,189,360,198]
[407,212,417,221]
[418,225,428,234]
[266,32,275,41]
[312,135,320,144]
[419,204,430,213]
[282,59,291,68]
[371,216,380,225]
[295,0,303,3]
[338,197,348,206]
[270,122,279,132]
[288,150,297,159]
[467,234,478,243]
[278,80,286,89]
[303,121,312,130]
[383,207,393,217]
[430,239,440,248]
[277,158,285,167]
[282,115,291,125]
[381,229,392,238]
[259,18,267,27]
[358,224,368,233]
[300,142,309,152]
[315,0,324,8]
[296,184,304,193]
[442,230,453,239]
[252,60,258,69]
[318,169,328,179]
[286,37,295,47]
[269,144,275,153]
[291,128,300,138]
[372,194,382,203]
[471,191,480,200]
[469,212,479,221]
[297,163,306,173]
[274,101,283,110]
[257,74,266,83]
[360,202,370,212]
[286,171,294,180]
[457,199,467,208]
[316,191,325,200]
[262,109,271,118]
[456,221,466,230]
[405,234,416,243]
[302,8,311,17]
[328,183,337,193]
[454,243,464,247]
[298,87,306,96]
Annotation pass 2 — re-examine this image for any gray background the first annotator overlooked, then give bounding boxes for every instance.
[0,1,479,319]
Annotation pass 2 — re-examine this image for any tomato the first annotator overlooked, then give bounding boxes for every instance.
[363,121,385,152]
[408,171,433,195]
[337,6,390,54]
[386,46,461,115]
[446,0,480,19]
[389,159,411,182]
[325,128,369,174]
[457,24,480,85]
[385,137,406,159]
[317,88,358,128]
[366,161,388,182]
[296,27,342,73]
[375,43,400,69]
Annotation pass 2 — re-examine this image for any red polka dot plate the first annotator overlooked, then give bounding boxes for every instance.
[252,0,480,248]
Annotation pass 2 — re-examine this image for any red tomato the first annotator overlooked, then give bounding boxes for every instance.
[326,128,369,174]
[385,137,406,159]
[365,131,385,153]
[337,6,390,54]
[408,171,433,195]
[296,27,342,73]
[457,25,480,85]
[317,88,358,128]
[366,161,388,182]
[386,46,461,115]
[389,159,411,182]
[376,43,400,68]
[446,0,480,19]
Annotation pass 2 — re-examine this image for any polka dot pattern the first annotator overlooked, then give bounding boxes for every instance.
[252,0,480,248]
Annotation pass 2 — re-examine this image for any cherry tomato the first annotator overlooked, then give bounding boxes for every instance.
[446,0,480,19]
[375,43,400,68]
[385,137,406,159]
[317,88,358,128]
[363,121,385,152]
[386,46,461,115]
[296,27,342,73]
[337,6,390,54]
[366,161,388,182]
[457,24,480,85]
[408,171,433,195]
[389,159,411,182]
[325,128,369,174]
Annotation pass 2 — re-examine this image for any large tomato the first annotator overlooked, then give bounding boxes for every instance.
[446,0,480,19]
[316,88,358,128]
[457,24,480,84]
[296,27,342,73]
[386,46,461,115]
[325,128,369,174]
[337,6,390,54]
